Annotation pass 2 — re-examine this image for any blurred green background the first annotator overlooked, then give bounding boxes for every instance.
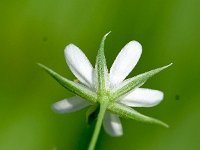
[0,0,200,149]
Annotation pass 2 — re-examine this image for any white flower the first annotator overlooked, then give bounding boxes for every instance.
[51,39,166,137]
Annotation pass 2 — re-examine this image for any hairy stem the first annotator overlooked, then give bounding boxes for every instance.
[88,103,107,150]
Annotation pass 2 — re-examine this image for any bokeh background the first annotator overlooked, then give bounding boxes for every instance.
[0,0,200,149]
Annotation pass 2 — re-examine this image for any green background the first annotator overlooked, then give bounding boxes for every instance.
[0,0,200,149]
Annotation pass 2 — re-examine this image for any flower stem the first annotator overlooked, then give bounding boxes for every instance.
[88,103,107,150]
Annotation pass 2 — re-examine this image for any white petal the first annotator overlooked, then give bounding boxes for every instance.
[52,96,90,113]
[64,44,94,88]
[103,112,123,137]
[109,41,142,87]
[120,88,164,107]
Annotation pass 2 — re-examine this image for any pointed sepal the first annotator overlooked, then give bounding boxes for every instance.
[107,102,169,128]
[111,63,172,100]
[86,104,100,125]
[38,63,97,103]
[95,32,111,92]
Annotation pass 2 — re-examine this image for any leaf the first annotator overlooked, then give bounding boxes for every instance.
[107,102,169,128]
[95,32,111,92]
[111,63,172,100]
[38,63,97,103]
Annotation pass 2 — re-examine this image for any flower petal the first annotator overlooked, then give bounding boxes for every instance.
[52,96,90,113]
[120,88,164,107]
[64,44,94,88]
[103,112,123,137]
[109,41,142,87]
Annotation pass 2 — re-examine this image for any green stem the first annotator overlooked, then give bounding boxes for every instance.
[88,103,107,150]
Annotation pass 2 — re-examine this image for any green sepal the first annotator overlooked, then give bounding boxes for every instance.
[38,63,97,104]
[111,63,172,100]
[95,32,111,92]
[86,104,100,126]
[107,102,169,128]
